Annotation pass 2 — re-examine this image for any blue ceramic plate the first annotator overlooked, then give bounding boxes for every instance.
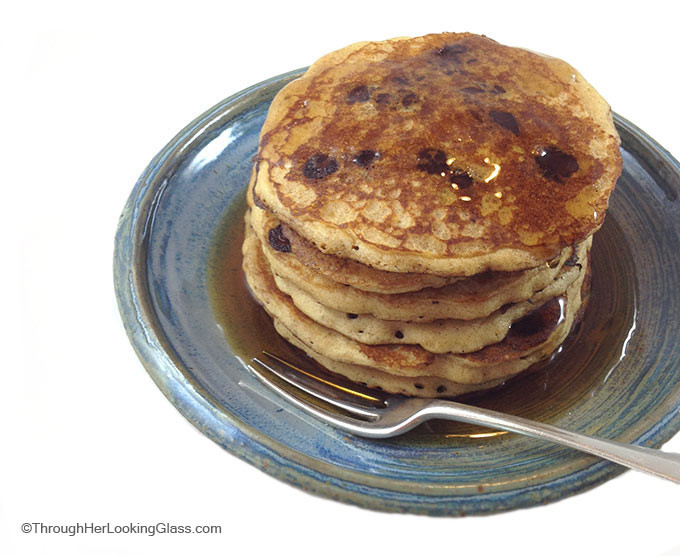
[114,69,680,516]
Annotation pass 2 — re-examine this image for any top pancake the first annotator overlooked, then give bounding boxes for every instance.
[254,32,621,275]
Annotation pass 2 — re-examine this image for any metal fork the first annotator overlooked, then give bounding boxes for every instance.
[246,351,680,483]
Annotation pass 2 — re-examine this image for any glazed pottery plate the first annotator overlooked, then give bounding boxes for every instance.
[114,69,680,516]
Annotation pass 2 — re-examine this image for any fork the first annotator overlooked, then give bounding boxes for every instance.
[246,351,680,484]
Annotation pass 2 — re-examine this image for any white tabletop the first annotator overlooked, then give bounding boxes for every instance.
[4,1,679,555]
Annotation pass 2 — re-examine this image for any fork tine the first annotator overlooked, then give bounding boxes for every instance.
[250,354,384,419]
[258,351,388,413]
[260,351,387,407]
[246,362,385,434]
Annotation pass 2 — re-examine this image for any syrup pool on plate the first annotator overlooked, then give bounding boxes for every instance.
[207,192,638,442]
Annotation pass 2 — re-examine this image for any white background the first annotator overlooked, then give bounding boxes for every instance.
[4,1,679,555]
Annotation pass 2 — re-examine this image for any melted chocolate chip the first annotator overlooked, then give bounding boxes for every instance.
[395,330,404,339]
[416,148,448,175]
[417,148,475,188]
[401,92,418,107]
[352,150,379,168]
[347,84,370,104]
[535,147,579,181]
[303,153,338,179]
[461,86,485,94]
[435,43,467,63]
[450,169,474,189]
[374,93,391,105]
[564,252,582,269]
[268,225,291,253]
[347,313,358,319]
[493,84,506,94]
[489,110,520,136]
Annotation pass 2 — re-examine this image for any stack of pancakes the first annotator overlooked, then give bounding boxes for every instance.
[241,33,621,398]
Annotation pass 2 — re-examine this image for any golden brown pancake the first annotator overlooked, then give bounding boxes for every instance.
[235,32,616,398]
[249,191,460,294]
[273,257,584,354]
[273,321,507,398]
[253,33,621,275]
[262,227,589,322]
[246,168,458,293]
[272,262,590,398]
[241,222,587,387]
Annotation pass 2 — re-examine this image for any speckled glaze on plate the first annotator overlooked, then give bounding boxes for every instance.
[114,69,680,516]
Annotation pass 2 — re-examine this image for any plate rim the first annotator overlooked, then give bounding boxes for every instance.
[113,69,680,516]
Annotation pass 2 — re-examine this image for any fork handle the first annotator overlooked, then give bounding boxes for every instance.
[426,401,680,483]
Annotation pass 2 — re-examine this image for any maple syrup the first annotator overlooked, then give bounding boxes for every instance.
[207,194,638,442]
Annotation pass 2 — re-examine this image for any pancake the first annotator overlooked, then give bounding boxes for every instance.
[252,32,621,275]
[262,227,590,322]
[234,32,616,399]
[273,321,507,398]
[250,203,462,293]
[273,257,583,354]
[247,172,464,293]
[242,222,587,386]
